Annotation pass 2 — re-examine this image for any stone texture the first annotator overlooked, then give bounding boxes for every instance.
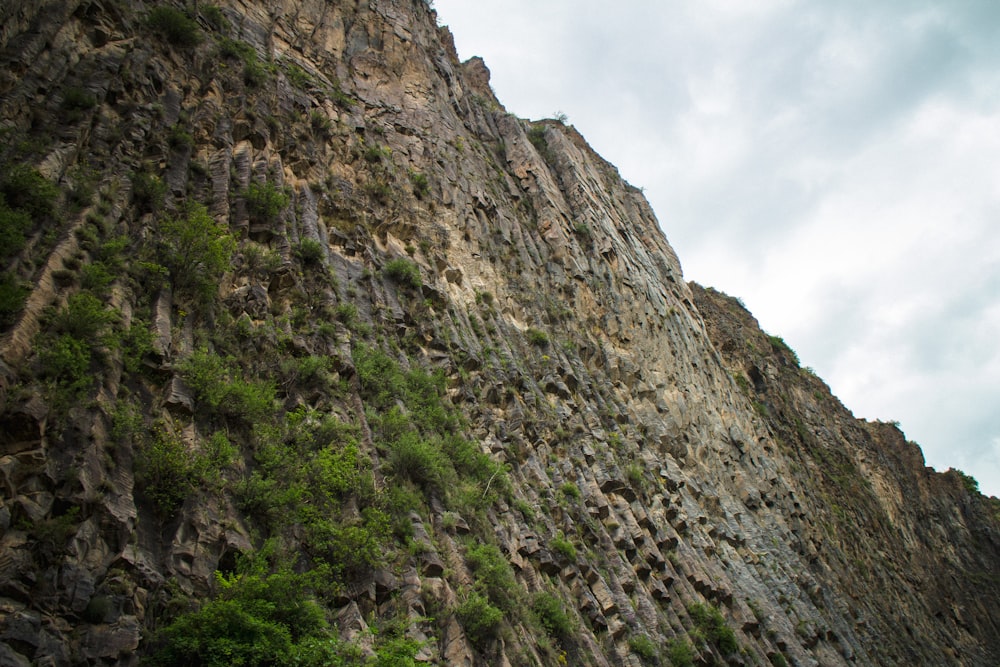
[0,1,996,665]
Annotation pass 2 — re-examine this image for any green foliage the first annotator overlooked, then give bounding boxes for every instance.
[176,348,276,424]
[136,426,203,517]
[61,86,97,115]
[354,345,406,408]
[334,302,358,325]
[0,196,33,259]
[364,144,391,164]
[37,338,91,399]
[131,171,166,212]
[0,273,28,328]
[168,124,194,150]
[38,293,117,400]
[303,506,391,575]
[383,258,421,290]
[465,543,518,612]
[218,38,274,87]
[244,182,289,223]
[550,534,576,562]
[628,634,659,663]
[370,636,421,667]
[687,602,738,655]
[157,202,236,301]
[455,592,503,649]
[408,171,430,199]
[1,164,58,219]
[666,638,695,667]
[559,481,580,500]
[146,6,202,48]
[950,468,980,495]
[526,327,549,347]
[295,238,325,265]
[29,506,80,557]
[531,592,573,640]
[527,125,547,153]
[766,334,800,366]
[80,262,114,295]
[769,652,789,666]
[148,564,332,667]
[50,292,117,341]
[626,462,645,489]
[200,5,226,30]
[386,428,451,492]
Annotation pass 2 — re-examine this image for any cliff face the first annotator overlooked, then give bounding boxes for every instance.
[0,1,997,665]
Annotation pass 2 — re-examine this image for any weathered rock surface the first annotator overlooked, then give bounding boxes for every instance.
[0,0,997,665]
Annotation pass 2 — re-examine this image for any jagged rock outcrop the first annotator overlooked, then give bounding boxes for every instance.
[0,1,997,665]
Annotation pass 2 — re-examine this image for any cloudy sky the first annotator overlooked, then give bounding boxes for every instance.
[433,0,1000,497]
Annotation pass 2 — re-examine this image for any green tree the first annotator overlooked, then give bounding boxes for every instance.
[157,202,235,301]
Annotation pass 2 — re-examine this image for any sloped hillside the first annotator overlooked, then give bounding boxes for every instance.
[1,1,997,665]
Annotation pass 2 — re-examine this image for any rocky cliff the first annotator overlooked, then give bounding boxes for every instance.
[1,1,998,665]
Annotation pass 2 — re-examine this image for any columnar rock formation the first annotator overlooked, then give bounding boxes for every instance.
[1,1,998,665]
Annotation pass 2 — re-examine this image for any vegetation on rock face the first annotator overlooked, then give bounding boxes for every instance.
[146,6,203,48]
[1,2,998,666]
[155,203,236,302]
[382,257,422,290]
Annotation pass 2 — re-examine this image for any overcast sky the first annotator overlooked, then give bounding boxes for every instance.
[433,0,1000,497]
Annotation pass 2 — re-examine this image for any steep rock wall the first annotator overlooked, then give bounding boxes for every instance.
[0,1,997,665]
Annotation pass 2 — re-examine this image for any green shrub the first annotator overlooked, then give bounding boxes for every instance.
[244,182,289,223]
[465,543,518,612]
[383,258,421,289]
[146,6,202,48]
[766,334,800,366]
[50,292,117,341]
[61,86,97,112]
[0,198,32,259]
[61,87,97,121]
[527,125,547,152]
[628,634,659,663]
[455,592,503,649]
[167,124,194,150]
[334,302,357,325]
[131,171,166,212]
[0,273,28,328]
[157,202,236,301]
[386,430,451,492]
[136,427,201,516]
[951,468,980,495]
[176,348,276,424]
[37,294,116,403]
[0,165,58,219]
[80,262,114,294]
[364,145,391,164]
[531,592,572,640]
[295,238,325,265]
[354,345,405,408]
[409,171,430,199]
[688,602,738,655]
[526,328,549,347]
[200,5,226,30]
[559,481,580,500]
[550,534,576,562]
[666,638,695,667]
[304,506,391,575]
[148,568,330,667]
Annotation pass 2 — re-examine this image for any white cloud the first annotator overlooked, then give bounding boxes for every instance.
[434,0,1000,496]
